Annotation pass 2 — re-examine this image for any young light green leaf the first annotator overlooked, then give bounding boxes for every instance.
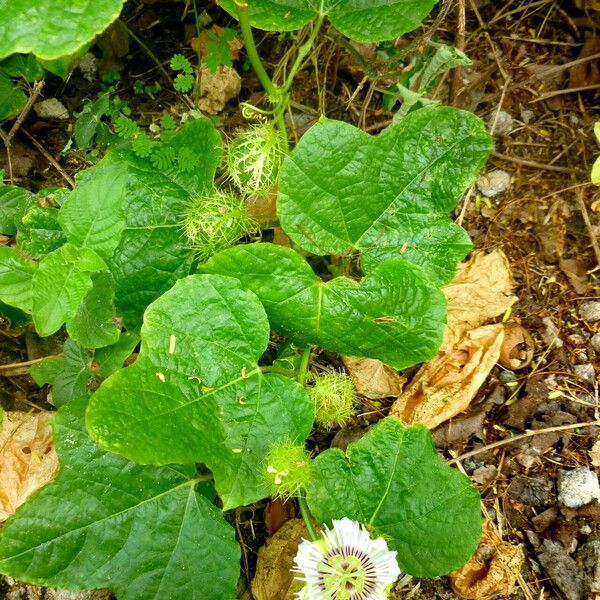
[308,417,482,577]
[278,107,491,285]
[202,244,446,370]
[58,161,127,259]
[218,0,437,41]
[32,244,106,337]
[0,398,240,600]
[0,245,37,313]
[0,0,125,59]
[105,117,222,329]
[15,198,66,258]
[66,272,120,349]
[0,183,34,235]
[86,274,314,509]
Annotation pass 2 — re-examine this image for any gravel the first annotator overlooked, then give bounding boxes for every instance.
[558,468,600,508]
[476,169,511,197]
[578,300,600,322]
[591,332,600,353]
[573,363,595,383]
[33,98,70,120]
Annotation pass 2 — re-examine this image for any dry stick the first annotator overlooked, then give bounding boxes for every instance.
[525,52,600,82]
[574,185,600,267]
[20,129,75,188]
[491,150,575,174]
[530,83,600,103]
[0,355,63,376]
[449,0,465,105]
[446,420,600,465]
[0,80,44,183]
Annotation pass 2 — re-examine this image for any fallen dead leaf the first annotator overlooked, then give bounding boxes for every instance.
[342,357,406,399]
[590,439,600,468]
[498,323,534,370]
[197,63,241,114]
[0,411,59,522]
[390,324,504,429]
[449,519,525,599]
[443,249,518,349]
[559,258,591,294]
[264,498,296,537]
[251,518,311,600]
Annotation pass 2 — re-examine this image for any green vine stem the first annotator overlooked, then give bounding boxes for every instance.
[298,494,319,541]
[296,346,312,386]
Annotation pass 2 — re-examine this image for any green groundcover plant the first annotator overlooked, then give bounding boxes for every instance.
[0,1,493,598]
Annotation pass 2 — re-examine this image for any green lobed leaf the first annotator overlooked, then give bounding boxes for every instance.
[0,398,240,600]
[0,53,45,81]
[308,417,482,577]
[202,244,447,369]
[0,71,27,121]
[0,1,125,60]
[218,0,438,41]
[66,272,120,349]
[105,117,222,329]
[0,245,37,312]
[277,106,492,285]
[0,182,34,235]
[86,274,314,509]
[32,243,106,337]
[58,161,127,259]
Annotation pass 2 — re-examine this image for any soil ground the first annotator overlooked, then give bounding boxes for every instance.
[1,0,599,598]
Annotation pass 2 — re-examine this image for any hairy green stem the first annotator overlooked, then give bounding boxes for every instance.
[298,495,319,541]
[282,13,325,94]
[296,347,312,386]
[260,365,296,377]
[235,1,279,100]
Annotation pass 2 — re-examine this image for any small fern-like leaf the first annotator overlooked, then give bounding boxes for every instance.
[174,73,194,93]
[132,133,156,158]
[114,116,138,139]
[151,146,176,170]
[160,114,177,130]
[177,147,197,172]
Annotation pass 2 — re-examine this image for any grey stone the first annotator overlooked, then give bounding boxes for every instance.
[575,350,588,363]
[591,333,600,353]
[577,539,600,593]
[476,169,511,197]
[487,109,513,136]
[579,300,600,322]
[573,363,595,383]
[538,539,585,600]
[520,109,534,124]
[508,475,553,506]
[498,369,517,383]
[77,52,97,82]
[558,468,600,508]
[33,98,70,120]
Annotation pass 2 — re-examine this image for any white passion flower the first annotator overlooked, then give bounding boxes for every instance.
[294,518,401,600]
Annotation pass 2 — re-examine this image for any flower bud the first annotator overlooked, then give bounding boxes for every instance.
[265,441,312,499]
[182,191,255,262]
[226,124,284,194]
[309,372,357,430]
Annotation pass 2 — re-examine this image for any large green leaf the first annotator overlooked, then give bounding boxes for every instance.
[202,244,446,369]
[15,198,66,258]
[308,417,482,577]
[218,0,438,41]
[0,398,240,600]
[0,1,125,60]
[58,161,127,259]
[0,182,33,235]
[0,245,37,312]
[86,274,314,509]
[0,71,26,121]
[31,243,106,336]
[278,106,492,285]
[105,117,222,329]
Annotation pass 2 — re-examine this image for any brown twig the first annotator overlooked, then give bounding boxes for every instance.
[492,150,575,173]
[449,0,465,105]
[20,129,75,188]
[0,354,62,377]
[530,83,600,103]
[447,420,600,465]
[0,80,44,183]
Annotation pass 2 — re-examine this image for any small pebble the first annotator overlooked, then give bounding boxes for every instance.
[573,363,595,383]
[476,169,511,197]
[520,109,534,124]
[77,52,97,82]
[499,369,517,383]
[487,109,513,136]
[567,334,586,346]
[558,468,600,508]
[34,98,70,120]
[575,351,588,363]
[591,333,600,353]
[578,300,600,323]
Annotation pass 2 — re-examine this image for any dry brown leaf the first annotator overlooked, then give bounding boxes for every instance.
[443,249,518,349]
[0,411,59,521]
[590,440,600,468]
[449,519,524,599]
[342,357,406,399]
[197,64,241,114]
[390,324,504,429]
[247,190,277,224]
[559,258,591,294]
[498,323,534,370]
[251,519,310,600]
